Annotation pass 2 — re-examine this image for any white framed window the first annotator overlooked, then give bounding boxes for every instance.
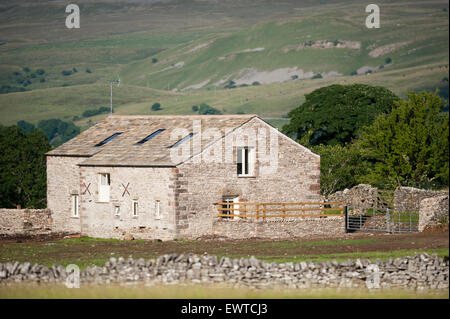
[155,200,161,220]
[98,173,110,202]
[114,206,120,216]
[237,147,255,176]
[132,200,138,217]
[71,194,79,217]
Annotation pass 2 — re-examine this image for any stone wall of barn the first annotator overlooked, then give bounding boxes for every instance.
[175,117,321,239]
[211,217,344,239]
[47,155,88,234]
[78,166,177,240]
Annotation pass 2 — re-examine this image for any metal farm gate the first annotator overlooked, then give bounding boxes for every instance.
[345,206,419,233]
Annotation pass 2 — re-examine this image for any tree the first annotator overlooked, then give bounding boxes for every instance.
[359,90,449,189]
[151,103,162,111]
[152,58,158,64]
[192,105,199,112]
[37,119,80,147]
[199,103,221,115]
[0,125,51,208]
[385,57,392,64]
[17,120,35,134]
[282,84,399,146]
[312,143,368,196]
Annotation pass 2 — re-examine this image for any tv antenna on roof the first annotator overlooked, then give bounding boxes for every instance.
[109,76,120,114]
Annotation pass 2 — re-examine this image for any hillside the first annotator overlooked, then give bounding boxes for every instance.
[0,0,448,129]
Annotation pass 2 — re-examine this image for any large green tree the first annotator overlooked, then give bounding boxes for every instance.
[312,142,368,196]
[283,84,399,146]
[360,90,449,189]
[0,125,51,208]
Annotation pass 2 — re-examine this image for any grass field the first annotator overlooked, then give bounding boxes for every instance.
[0,232,448,298]
[0,0,448,128]
[0,284,448,299]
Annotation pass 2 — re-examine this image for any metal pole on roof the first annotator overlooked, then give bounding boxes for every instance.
[109,76,120,115]
[110,81,113,114]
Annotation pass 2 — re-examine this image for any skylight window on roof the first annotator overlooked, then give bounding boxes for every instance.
[94,132,122,147]
[168,132,195,148]
[134,129,166,145]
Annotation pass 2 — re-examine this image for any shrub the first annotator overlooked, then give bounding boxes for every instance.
[40,78,46,83]
[61,70,73,76]
[252,81,261,86]
[23,67,30,73]
[199,103,221,115]
[152,58,158,64]
[0,85,26,94]
[312,73,323,79]
[86,68,92,73]
[30,73,37,78]
[73,67,78,73]
[13,72,21,76]
[291,75,298,80]
[224,81,236,89]
[350,70,358,76]
[82,106,110,118]
[192,105,199,112]
[36,69,45,75]
[385,57,392,64]
[151,103,162,111]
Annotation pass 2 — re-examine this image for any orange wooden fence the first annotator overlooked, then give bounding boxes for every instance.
[216,202,345,219]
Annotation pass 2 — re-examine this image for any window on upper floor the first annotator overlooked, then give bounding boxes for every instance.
[237,147,255,177]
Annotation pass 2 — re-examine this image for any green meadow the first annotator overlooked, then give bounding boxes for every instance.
[0,0,448,129]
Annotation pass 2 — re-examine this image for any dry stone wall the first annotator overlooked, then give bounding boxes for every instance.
[0,253,448,290]
[419,195,449,232]
[394,187,449,212]
[0,209,52,237]
[327,184,384,208]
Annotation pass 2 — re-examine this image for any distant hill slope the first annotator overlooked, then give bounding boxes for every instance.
[0,0,448,128]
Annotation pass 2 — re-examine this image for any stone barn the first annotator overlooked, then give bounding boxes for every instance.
[46,114,322,240]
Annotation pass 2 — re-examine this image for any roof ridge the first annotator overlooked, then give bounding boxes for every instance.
[107,114,259,119]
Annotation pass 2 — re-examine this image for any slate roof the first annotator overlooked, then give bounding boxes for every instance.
[46,114,258,167]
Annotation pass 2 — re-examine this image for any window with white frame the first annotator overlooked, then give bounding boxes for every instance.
[237,147,255,176]
[71,194,79,217]
[98,173,110,202]
[155,200,161,219]
[114,205,120,216]
[132,200,138,217]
